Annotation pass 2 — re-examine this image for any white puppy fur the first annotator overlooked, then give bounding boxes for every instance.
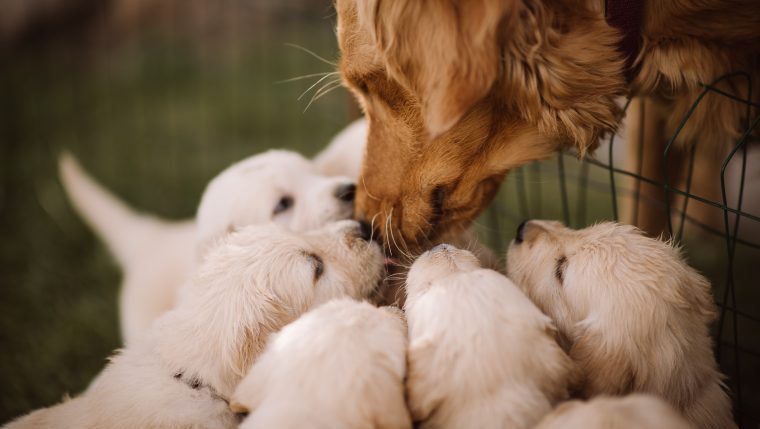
[404,244,576,429]
[535,395,694,429]
[313,117,368,180]
[195,150,355,255]
[59,149,355,344]
[231,298,411,429]
[4,220,383,429]
[507,221,735,429]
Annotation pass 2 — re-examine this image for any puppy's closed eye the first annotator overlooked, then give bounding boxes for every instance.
[306,253,324,282]
[555,255,567,284]
[273,196,294,215]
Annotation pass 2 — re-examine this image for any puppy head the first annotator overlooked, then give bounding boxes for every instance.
[507,220,715,334]
[195,150,357,255]
[506,221,716,394]
[405,244,481,298]
[231,299,410,429]
[336,0,626,252]
[174,220,383,383]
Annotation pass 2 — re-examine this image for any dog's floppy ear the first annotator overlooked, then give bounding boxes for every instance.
[568,319,639,397]
[359,0,518,138]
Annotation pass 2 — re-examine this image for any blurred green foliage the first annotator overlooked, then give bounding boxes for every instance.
[0,14,353,422]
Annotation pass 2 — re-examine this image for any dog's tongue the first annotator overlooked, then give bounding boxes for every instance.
[384,257,400,266]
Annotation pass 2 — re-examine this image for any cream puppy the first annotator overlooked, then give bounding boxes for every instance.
[60,149,356,344]
[404,244,576,429]
[4,220,383,429]
[535,395,694,429]
[507,221,735,429]
[313,117,368,179]
[231,298,411,429]
[194,150,356,255]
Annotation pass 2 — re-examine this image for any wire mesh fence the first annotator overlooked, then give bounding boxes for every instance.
[479,73,760,428]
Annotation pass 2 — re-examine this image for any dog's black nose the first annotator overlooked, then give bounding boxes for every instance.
[334,183,356,202]
[357,220,373,241]
[515,220,528,243]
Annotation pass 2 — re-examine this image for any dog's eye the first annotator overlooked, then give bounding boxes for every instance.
[307,253,324,282]
[555,255,568,284]
[273,196,293,215]
[430,186,446,225]
[350,77,369,94]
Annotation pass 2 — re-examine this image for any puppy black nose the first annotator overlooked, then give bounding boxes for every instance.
[357,220,373,241]
[334,183,356,202]
[430,243,453,253]
[515,220,528,243]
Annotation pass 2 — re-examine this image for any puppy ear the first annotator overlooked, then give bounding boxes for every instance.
[229,401,249,415]
[225,300,292,378]
[568,321,639,397]
[406,338,444,423]
[361,0,518,138]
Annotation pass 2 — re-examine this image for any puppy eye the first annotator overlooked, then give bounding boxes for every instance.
[555,255,568,284]
[307,253,324,282]
[273,196,293,215]
[234,411,249,423]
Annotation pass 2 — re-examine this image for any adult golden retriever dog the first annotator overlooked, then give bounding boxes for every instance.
[335,0,760,252]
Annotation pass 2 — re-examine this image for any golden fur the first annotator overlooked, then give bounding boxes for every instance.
[506,221,736,429]
[336,0,760,250]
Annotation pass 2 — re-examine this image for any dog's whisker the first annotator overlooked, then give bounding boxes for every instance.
[297,74,340,102]
[283,42,337,66]
[364,212,382,252]
[387,207,414,260]
[359,174,381,202]
[275,71,338,84]
[369,212,381,246]
[384,210,393,255]
[303,79,343,112]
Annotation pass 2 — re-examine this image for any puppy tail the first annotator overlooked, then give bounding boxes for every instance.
[58,152,161,267]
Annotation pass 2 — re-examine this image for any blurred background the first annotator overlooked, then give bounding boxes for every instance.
[1,0,758,426]
[0,0,356,421]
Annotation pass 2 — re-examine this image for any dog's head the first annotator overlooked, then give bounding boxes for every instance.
[195,150,357,255]
[336,0,626,253]
[231,299,410,429]
[506,221,716,394]
[167,220,383,391]
[404,243,482,299]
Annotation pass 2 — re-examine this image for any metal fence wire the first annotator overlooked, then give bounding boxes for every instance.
[482,72,760,428]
